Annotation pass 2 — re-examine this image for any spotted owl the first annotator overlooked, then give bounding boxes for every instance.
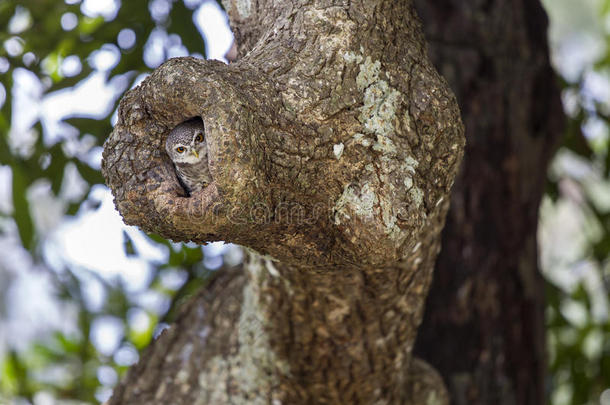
[165,117,211,194]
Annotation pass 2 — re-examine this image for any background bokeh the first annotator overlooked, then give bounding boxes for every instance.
[0,0,608,404]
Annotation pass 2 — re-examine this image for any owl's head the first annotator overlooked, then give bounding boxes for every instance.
[165,117,207,164]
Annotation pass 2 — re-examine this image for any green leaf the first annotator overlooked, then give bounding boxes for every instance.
[73,159,104,185]
[79,16,105,35]
[64,116,113,143]
[563,111,593,160]
[45,144,67,194]
[0,3,17,30]
[123,230,136,256]
[54,331,82,355]
[0,353,19,395]
[169,1,206,56]
[104,284,130,317]
[128,311,158,350]
[184,245,203,265]
[0,127,13,165]
[11,165,34,249]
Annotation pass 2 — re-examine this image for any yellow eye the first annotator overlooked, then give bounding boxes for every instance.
[195,133,204,143]
[176,146,185,153]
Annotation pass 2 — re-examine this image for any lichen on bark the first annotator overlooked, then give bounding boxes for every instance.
[102,1,464,403]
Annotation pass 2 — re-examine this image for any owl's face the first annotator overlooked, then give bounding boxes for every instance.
[165,118,207,165]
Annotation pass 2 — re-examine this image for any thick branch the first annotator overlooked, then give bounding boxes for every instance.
[102,0,465,403]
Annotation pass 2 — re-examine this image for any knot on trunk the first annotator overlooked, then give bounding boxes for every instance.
[102,4,465,269]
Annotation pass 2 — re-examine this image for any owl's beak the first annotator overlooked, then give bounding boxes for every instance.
[192,150,199,158]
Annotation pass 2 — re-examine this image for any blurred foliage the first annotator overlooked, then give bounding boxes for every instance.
[541,0,610,403]
[0,0,230,404]
[0,0,609,405]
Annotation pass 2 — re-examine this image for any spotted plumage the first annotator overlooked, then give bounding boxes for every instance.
[165,117,211,194]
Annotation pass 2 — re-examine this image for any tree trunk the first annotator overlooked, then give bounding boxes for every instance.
[102,0,466,404]
[100,0,564,403]
[413,1,564,405]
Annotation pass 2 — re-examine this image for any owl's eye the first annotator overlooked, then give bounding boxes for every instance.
[175,146,186,153]
[194,133,204,143]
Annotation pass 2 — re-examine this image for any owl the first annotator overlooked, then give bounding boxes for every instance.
[165,117,211,194]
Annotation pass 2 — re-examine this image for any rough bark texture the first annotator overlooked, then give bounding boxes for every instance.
[413,1,564,405]
[102,0,465,404]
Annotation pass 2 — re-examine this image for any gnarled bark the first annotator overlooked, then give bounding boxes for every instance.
[102,0,464,403]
